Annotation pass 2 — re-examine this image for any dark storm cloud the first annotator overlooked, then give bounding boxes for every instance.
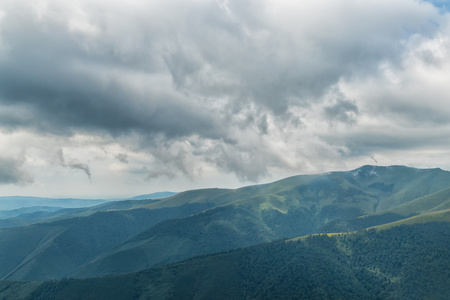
[0,156,33,185]
[0,80,221,138]
[0,1,223,140]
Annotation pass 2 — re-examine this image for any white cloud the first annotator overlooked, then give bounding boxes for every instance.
[0,0,449,197]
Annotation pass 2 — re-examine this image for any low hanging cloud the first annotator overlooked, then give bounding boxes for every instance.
[57,149,92,181]
[67,162,92,182]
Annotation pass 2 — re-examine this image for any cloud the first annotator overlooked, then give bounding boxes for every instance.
[323,16,450,160]
[0,156,33,185]
[0,0,449,192]
[68,162,92,181]
[0,0,224,140]
[0,0,441,137]
[57,149,92,181]
[143,167,176,180]
[423,0,450,13]
[115,153,129,164]
[324,99,359,124]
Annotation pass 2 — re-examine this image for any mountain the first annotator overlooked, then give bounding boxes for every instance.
[0,206,64,219]
[0,189,232,281]
[370,208,450,230]
[0,206,66,229]
[75,165,450,278]
[0,196,108,210]
[1,222,448,300]
[1,165,450,281]
[319,185,450,233]
[0,192,176,229]
[129,192,177,200]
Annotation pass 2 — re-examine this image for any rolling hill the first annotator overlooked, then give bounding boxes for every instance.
[0,192,178,229]
[0,196,108,211]
[1,165,450,281]
[0,193,227,280]
[75,165,450,278]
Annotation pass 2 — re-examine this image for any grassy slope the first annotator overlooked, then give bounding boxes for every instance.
[291,208,450,242]
[320,186,450,233]
[378,187,450,215]
[372,208,450,230]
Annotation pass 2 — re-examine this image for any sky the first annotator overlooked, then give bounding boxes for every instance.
[0,0,450,198]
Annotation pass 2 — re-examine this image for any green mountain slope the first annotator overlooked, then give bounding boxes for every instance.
[0,188,252,281]
[2,222,448,300]
[75,165,450,278]
[74,205,277,277]
[320,186,450,233]
[0,202,221,281]
[1,165,450,281]
[372,208,450,230]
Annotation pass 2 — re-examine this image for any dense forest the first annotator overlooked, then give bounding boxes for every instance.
[1,222,448,300]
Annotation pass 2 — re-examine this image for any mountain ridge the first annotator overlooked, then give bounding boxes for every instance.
[75,165,450,278]
[1,165,450,281]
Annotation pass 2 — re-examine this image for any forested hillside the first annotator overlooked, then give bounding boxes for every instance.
[1,222,448,300]
[1,165,450,282]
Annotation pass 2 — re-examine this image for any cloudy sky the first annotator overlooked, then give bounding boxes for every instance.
[0,0,449,198]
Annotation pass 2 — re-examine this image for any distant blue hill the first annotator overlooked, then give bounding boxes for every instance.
[0,206,64,219]
[129,192,177,200]
[0,192,178,211]
[0,196,108,210]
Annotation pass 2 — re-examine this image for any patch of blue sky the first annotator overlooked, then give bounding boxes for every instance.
[422,0,449,13]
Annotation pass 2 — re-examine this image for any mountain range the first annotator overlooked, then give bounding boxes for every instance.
[0,165,449,299]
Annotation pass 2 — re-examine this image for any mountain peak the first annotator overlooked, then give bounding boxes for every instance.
[352,165,378,175]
